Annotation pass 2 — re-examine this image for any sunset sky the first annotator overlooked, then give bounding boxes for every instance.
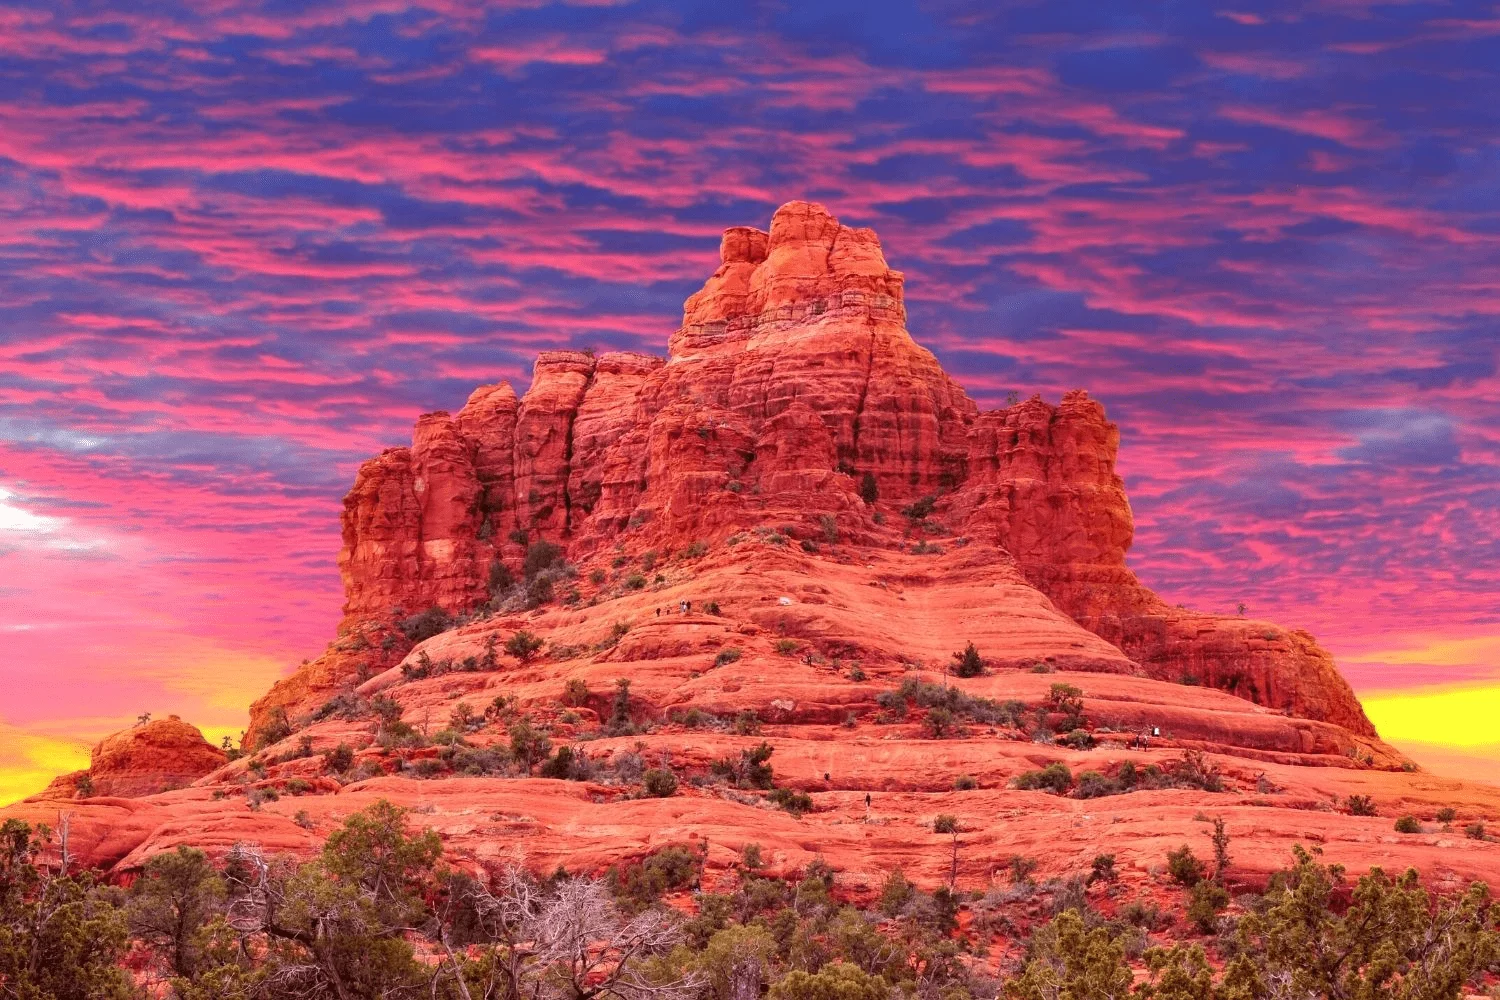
[1,0,1497,802]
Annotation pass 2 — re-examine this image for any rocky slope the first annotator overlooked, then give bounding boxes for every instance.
[8,202,1498,902]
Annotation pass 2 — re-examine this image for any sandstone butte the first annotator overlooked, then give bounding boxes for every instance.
[8,201,1500,916]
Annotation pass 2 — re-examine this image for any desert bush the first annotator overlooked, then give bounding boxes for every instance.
[1346,794,1377,816]
[399,605,450,643]
[1014,762,1073,794]
[1009,854,1039,885]
[523,539,562,579]
[923,706,957,739]
[951,641,983,678]
[1187,879,1229,933]
[506,630,544,662]
[488,559,514,597]
[767,787,813,816]
[558,678,590,708]
[608,844,700,913]
[819,514,839,543]
[1395,815,1421,834]
[770,962,890,1000]
[1167,844,1206,887]
[1073,770,1121,799]
[1058,728,1096,750]
[711,742,775,789]
[901,495,935,520]
[642,768,679,798]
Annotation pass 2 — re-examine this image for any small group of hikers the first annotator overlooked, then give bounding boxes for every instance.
[654,600,692,616]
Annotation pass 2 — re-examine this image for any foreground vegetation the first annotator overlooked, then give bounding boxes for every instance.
[1,802,1497,1000]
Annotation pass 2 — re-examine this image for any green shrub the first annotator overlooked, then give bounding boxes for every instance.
[1394,815,1421,834]
[951,641,983,677]
[1465,822,1486,840]
[505,630,544,662]
[713,647,743,667]
[1167,844,1206,887]
[711,742,775,789]
[525,575,553,607]
[681,540,707,558]
[488,559,513,597]
[774,638,799,655]
[1058,728,1096,750]
[1187,879,1229,933]
[1014,762,1073,793]
[1089,853,1118,883]
[255,707,294,751]
[953,774,977,791]
[283,778,313,796]
[1437,807,1458,823]
[561,678,589,707]
[449,702,478,731]
[625,572,646,589]
[522,539,562,579]
[641,768,678,798]
[768,787,813,816]
[608,844,700,912]
[399,605,451,643]
[1346,794,1377,816]
[770,961,890,1000]
[508,720,552,773]
[923,706,956,739]
[1073,770,1121,799]
[819,514,839,543]
[901,495,935,520]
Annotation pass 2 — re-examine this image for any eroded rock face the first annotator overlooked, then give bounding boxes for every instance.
[84,717,226,798]
[292,200,1374,740]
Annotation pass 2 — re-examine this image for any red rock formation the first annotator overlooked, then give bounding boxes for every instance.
[271,199,1374,742]
[25,202,1500,915]
[76,716,227,799]
[514,351,596,541]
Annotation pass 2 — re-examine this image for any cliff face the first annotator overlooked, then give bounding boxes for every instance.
[264,201,1372,741]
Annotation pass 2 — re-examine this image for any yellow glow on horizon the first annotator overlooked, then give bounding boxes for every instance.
[1363,683,1500,748]
[0,723,91,807]
[1344,631,1500,667]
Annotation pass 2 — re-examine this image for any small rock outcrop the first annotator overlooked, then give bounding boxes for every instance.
[70,716,227,798]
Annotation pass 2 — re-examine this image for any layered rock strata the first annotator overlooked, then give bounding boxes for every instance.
[296,200,1371,741]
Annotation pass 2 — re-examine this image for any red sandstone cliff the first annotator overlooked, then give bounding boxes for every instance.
[257,201,1371,742]
[22,206,1500,896]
